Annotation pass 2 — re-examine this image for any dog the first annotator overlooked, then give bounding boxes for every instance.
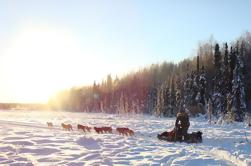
[186,131,203,143]
[127,129,134,136]
[77,124,91,132]
[157,130,175,141]
[158,130,202,143]
[47,122,53,127]
[94,127,113,134]
[61,123,73,131]
[116,127,129,136]
[85,126,92,132]
[116,127,134,136]
[77,124,86,131]
[101,127,112,133]
[94,127,103,134]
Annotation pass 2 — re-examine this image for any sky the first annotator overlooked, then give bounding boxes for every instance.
[0,0,251,103]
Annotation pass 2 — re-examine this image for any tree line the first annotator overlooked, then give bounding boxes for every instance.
[49,32,251,122]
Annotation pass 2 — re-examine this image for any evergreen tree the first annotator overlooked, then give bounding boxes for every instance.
[229,46,237,82]
[183,73,193,107]
[223,43,231,91]
[175,90,181,111]
[170,76,176,115]
[198,66,206,105]
[146,86,157,114]
[191,72,198,105]
[155,85,163,117]
[220,43,231,115]
[212,43,224,117]
[231,43,247,121]
[224,43,229,69]
[161,81,171,117]
[214,43,221,70]
[197,55,200,73]
[118,92,125,114]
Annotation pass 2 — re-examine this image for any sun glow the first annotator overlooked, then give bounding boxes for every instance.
[0,25,93,103]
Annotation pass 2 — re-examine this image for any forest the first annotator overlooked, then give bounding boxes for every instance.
[49,32,251,122]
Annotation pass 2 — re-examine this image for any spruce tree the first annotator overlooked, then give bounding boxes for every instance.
[231,43,247,121]
[197,55,200,73]
[220,43,231,115]
[184,73,193,108]
[229,46,237,82]
[163,84,171,117]
[223,43,231,91]
[155,85,163,117]
[146,86,158,114]
[198,66,206,105]
[212,43,224,117]
[214,43,221,70]
[170,76,176,115]
[224,43,229,69]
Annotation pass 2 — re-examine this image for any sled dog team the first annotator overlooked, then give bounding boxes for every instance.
[47,122,134,136]
[47,110,204,143]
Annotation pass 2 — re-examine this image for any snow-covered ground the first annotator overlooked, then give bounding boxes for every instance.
[0,110,250,166]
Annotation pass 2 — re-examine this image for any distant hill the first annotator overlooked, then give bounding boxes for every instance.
[0,103,48,110]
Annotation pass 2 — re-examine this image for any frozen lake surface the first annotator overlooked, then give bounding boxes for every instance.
[0,110,250,166]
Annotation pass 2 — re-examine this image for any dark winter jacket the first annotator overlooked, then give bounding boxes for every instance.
[175,112,190,129]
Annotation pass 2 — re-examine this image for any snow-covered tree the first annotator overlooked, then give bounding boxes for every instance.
[183,73,193,107]
[146,86,157,114]
[170,77,176,115]
[198,66,207,105]
[231,43,247,121]
[207,98,213,124]
[155,85,163,117]
[212,43,224,117]
[163,85,171,117]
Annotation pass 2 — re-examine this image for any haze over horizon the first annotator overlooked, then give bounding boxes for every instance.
[0,0,251,103]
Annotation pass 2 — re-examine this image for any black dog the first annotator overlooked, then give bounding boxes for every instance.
[186,131,203,143]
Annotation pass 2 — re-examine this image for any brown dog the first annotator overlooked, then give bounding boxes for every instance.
[47,122,53,127]
[77,124,91,132]
[101,127,112,133]
[116,127,134,136]
[61,123,73,131]
[116,127,128,136]
[127,129,134,136]
[94,127,103,134]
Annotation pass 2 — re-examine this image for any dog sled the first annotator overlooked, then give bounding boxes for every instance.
[157,129,203,143]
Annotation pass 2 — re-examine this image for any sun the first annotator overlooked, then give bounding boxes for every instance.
[1,25,88,103]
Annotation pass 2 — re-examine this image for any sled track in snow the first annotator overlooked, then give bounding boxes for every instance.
[0,119,68,132]
[0,119,112,137]
[0,119,154,138]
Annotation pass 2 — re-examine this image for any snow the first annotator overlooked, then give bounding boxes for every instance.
[0,110,250,166]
